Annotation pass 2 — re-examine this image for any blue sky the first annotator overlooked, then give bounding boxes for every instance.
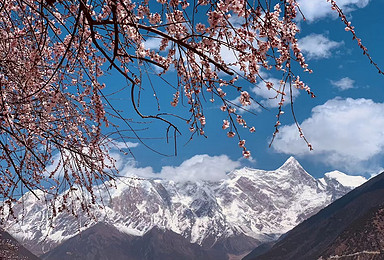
[105,0,384,180]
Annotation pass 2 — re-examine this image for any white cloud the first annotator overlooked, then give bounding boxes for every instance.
[228,15,246,27]
[298,34,343,60]
[252,77,300,108]
[297,0,370,22]
[232,77,300,113]
[331,77,355,90]
[143,37,163,50]
[272,97,384,174]
[44,140,139,178]
[120,154,241,182]
[220,45,241,73]
[109,140,139,149]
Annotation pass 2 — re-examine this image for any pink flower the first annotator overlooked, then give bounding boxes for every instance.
[170,91,179,107]
[181,1,189,9]
[222,120,230,129]
[217,88,226,97]
[149,13,161,24]
[266,82,274,90]
[196,23,206,33]
[239,91,251,106]
[227,131,235,138]
[236,115,245,126]
[242,150,251,159]
[199,116,206,125]
[228,107,236,113]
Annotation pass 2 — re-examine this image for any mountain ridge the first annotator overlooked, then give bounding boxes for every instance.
[41,222,228,260]
[4,157,367,258]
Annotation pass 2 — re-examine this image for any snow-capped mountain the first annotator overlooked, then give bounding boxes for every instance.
[4,157,367,258]
[248,169,384,260]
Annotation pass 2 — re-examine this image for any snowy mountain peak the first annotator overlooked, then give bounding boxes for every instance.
[324,170,367,188]
[278,156,304,171]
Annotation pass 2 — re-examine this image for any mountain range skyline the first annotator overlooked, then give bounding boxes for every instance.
[4,157,367,259]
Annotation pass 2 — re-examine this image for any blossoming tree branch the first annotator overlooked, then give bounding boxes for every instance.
[0,0,379,216]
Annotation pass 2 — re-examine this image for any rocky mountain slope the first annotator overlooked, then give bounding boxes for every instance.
[5,157,366,258]
[248,170,384,260]
[41,223,227,260]
[0,229,40,260]
[319,204,384,260]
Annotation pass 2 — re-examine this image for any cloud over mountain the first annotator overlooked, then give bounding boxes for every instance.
[272,97,384,174]
[120,154,240,182]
